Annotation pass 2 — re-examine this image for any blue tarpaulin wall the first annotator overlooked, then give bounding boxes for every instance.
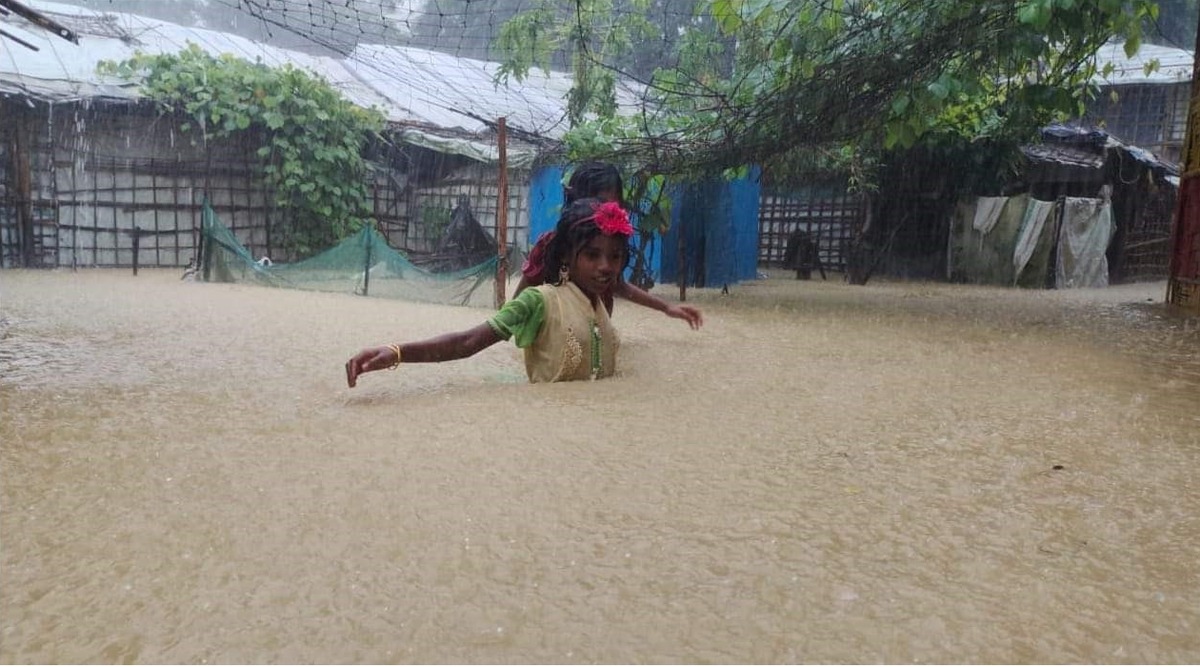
[528,165,567,249]
[660,167,762,288]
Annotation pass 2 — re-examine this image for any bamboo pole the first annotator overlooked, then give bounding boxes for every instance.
[362,230,372,297]
[678,191,687,302]
[11,106,35,267]
[132,226,140,276]
[495,117,509,310]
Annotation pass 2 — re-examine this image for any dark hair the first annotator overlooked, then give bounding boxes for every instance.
[564,162,624,206]
[541,197,632,285]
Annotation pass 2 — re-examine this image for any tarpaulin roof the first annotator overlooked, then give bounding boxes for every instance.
[1022,122,1180,180]
[0,1,384,105]
[0,0,644,166]
[1091,40,1194,86]
[345,43,643,140]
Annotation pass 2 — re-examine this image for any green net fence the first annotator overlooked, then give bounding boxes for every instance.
[199,202,520,308]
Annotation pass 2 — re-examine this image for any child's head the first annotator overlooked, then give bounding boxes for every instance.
[564,162,624,206]
[542,197,633,295]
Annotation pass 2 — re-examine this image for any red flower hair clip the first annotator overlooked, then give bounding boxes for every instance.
[593,201,633,236]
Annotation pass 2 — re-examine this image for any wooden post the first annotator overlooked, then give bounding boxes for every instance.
[201,143,212,275]
[151,159,160,267]
[10,106,35,267]
[196,220,206,280]
[678,208,687,302]
[494,116,509,310]
[91,147,98,264]
[111,154,118,267]
[132,226,140,275]
[173,155,182,267]
[70,118,78,272]
[201,201,212,282]
[362,229,372,297]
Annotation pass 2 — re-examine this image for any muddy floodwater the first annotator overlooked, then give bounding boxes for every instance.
[1,269,1198,663]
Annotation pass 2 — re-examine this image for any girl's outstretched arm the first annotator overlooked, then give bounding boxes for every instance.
[613,280,704,329]
[346,323,503,387]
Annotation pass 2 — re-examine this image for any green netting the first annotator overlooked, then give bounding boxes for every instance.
[200,201,518,307]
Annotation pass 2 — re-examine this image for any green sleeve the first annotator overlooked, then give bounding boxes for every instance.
[487,288,545,348]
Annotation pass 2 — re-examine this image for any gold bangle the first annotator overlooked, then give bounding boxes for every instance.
[387,344,402,370]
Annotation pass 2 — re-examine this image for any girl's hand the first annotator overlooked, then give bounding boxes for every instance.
[665,305,704,330]
[345,346,399,387]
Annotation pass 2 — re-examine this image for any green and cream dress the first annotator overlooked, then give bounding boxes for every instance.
[487,282,619,383]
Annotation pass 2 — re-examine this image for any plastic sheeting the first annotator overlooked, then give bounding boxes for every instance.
[972,196,1007,235]
[348,44,644,141]
[951,194,1114,289]
[395,128,537,170]
[1056,197,1115,289]
[527,165,567,250]
[660,169,762,288]
[1013,199,1056,280]
[1090,40,1194,86]
[1,1,625,166]
[951,194,1052,287]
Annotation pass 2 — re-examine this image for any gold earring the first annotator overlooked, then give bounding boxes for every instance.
[558,265,570,286]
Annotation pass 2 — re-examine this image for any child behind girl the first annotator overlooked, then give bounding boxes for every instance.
[514,163,703,330]
[346,198,634,385]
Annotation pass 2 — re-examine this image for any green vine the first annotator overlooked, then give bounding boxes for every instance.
[99,44,385,255]
[419,204,452,245]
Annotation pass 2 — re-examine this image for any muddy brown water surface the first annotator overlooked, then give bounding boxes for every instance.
[1,269,1198,663]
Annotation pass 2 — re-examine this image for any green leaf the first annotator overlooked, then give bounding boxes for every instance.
[712,0,744,34]
[263,111,285,130]
[884,125,900,150]
[1124,35,1141,59]
[1017,2,1039,24]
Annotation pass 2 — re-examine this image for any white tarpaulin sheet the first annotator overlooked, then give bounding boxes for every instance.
[972,196,1007,235]
[1056,197,1115,289]
[1012,198,1056,281]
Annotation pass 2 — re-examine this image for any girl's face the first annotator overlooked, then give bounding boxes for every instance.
[568,234,626,297]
